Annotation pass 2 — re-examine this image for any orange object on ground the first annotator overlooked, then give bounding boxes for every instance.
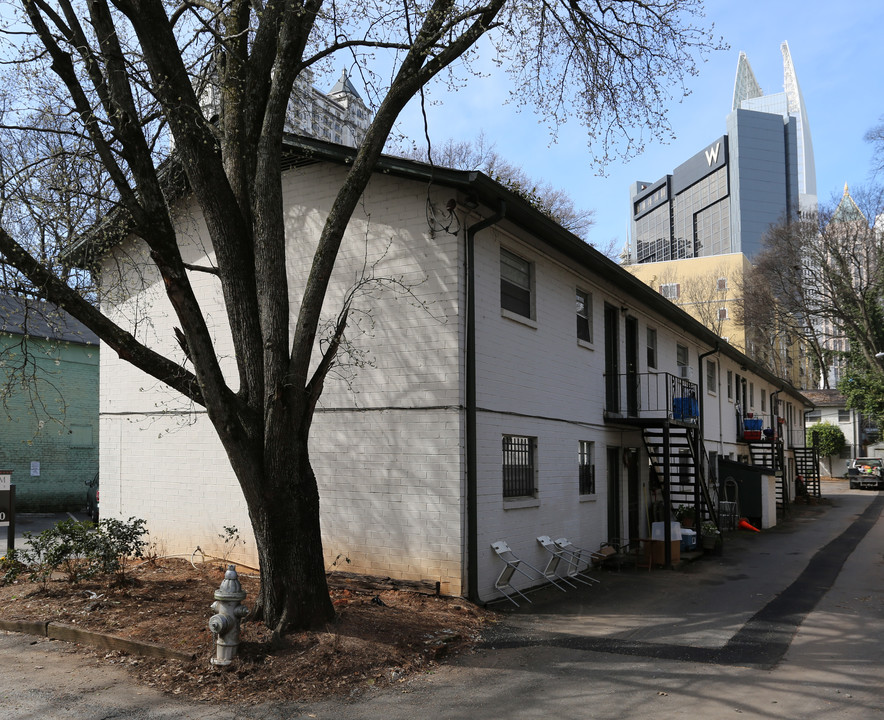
[738,518,760,532]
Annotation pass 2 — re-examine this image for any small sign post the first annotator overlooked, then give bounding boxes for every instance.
[0,470,14,552]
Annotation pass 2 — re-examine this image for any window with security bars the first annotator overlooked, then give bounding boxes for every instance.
[500,248,532,317]
[502,435,535,498]
[578,441,595,495]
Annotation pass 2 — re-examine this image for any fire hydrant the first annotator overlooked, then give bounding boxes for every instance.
[208,564,249,666]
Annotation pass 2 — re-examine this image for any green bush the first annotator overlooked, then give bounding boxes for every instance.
[17,516,148,588]
[0,549,25,585]
[806,422,846,458]
[90,517,148,583]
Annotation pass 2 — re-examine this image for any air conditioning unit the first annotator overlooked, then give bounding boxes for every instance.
[678,365,694,380]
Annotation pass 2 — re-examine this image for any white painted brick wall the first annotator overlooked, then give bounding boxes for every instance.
[99,163,466,593]
[97,159,808,604]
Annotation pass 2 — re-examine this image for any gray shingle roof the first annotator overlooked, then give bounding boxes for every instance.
[0,294,98,345]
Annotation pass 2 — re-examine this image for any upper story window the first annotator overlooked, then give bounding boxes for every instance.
[676,344,689,367]
[706,359,716,392]
[500,248,532,318]
[718,307,729,320]
[838,409,851,423]
[761,390,767,412]
[647,327,658,369]
[727,369,733,400]
[660,283,680,300]
[576,290,592,342]
[717,277,728,291]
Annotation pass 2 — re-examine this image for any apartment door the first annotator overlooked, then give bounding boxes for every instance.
[625,315,639,416]
[604,304,620,413]
[626,448,641,541]
[607,446,621,540]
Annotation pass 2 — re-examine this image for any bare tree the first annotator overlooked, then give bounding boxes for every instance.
[398,134,596,239]
[0,0,722,634]
[652,262,740,336]
[742,187,884,390]
[865,117,884,179]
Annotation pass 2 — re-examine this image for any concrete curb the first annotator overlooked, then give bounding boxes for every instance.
[0,618,196,662]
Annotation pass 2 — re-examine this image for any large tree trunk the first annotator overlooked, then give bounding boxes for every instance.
[218,406,335,634]
[249,455,334,633]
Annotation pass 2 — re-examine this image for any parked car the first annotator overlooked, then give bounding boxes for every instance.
[846,458,884,490]
[85,472,99,522]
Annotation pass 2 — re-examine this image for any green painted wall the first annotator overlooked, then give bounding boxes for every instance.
[0,332,99,511]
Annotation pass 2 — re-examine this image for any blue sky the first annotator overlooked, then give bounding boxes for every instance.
[393,0,884,254]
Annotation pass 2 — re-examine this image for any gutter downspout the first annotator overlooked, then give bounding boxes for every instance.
[697,345,718,547]
[465,201,506,603]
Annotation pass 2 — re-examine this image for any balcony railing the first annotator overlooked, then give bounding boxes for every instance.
[604,371,699,425]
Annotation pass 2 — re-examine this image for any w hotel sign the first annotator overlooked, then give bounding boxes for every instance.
[671,135,729,195]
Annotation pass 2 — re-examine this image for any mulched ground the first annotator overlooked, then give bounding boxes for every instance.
[0,557,492,704]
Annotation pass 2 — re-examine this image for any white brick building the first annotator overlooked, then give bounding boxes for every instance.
[95,136,811,603]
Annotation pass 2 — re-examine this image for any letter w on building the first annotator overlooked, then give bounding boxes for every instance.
[705,143,720,166]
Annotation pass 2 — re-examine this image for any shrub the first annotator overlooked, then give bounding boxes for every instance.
[90,517,148,583]
[50,519,100,583]
[0,549,25,585]
[16,516,148,588]
[806,422,846,458]
[19,519,98,586]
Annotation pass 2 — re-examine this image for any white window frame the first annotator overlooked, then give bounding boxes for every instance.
[576,289,593,344]
[706,359,717,395]
[660,283,680,300]
[500,247,534,320]
[578,441,596,496]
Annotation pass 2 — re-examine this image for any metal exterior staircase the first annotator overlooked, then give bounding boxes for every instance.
[793,447,821,498]
[748,440,788,515]
[642,425,719,530]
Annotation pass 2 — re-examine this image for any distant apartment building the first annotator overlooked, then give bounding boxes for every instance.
[286,68,371,147]
[200,67,371,148]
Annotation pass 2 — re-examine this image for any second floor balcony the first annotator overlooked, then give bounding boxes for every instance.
[603,371,699,426]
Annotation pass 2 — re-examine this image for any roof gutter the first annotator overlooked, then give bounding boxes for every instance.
[465,200,506,603]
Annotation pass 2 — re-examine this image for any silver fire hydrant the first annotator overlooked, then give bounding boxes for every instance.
[208,564,249,666]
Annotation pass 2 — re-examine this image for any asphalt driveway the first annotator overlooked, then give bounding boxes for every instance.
[1,481,881,720]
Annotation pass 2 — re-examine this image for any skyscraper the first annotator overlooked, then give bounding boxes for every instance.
[627,42,816,265]
[625,44,817,389]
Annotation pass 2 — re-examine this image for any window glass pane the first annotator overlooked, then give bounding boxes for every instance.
[500,248,530,289]
[579,440,595,495]
[676,344,689,366]
[501,249,531,317]
[576,290,592,341]
[646,328,657,368]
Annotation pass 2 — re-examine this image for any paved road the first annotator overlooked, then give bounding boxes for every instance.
[1,511,92,554]
[1,481,881,719]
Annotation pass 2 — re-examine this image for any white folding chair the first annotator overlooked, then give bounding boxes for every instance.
[554,537,602,584]
[490,540,566,606]
[537,535,587,588]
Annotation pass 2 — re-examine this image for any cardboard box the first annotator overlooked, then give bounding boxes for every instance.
[648,539,681,565]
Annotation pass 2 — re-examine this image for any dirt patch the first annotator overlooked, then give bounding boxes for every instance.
[0,558,492,704]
